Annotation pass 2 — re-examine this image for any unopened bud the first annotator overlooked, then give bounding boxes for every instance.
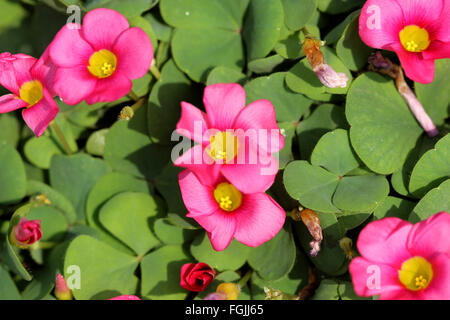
[10,217,42,248]
[300,209,323,257]
[119,106,134,120]
[55,274,72,300]
[216,283,240,300]
[339,237,355,260]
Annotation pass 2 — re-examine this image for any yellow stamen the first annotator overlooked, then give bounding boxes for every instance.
[87,49,117,78]
[206,131,238,163]
[19,80,43,107]
[399,25,430,53]
[213,182,242,212]
[398,256,433,291]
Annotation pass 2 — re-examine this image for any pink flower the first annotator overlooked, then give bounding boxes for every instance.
[48,8,153,105]
[349,212,450,300]
[178,169,286,251]
[180,262,216,292]
[359,0,450,83]
[108,295,141,300]
[175,83,285,194]
[0,51,58,137]
[12,217,42,247]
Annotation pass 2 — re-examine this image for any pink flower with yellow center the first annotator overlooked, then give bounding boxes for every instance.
[0,51,58,137]
[178,170,286,251]
[175,83,285,194]
[349,212,450,299]
[359,0,450,83]
[48,8,153,105]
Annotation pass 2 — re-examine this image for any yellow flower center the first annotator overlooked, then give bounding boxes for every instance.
[19,80,44,107]
[206,131,238,163]
[398,256,433,291]
[213,182,242,212]
[399,25,430,53]
[87,49,117,78]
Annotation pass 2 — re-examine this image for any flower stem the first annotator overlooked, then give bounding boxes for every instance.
[237,269,253,288]
[395,70,439,138]
[51,122,72,155]
[131,97,146,112]
[128,90,140,102]
[150,62,161,81]
[368,52,439,138]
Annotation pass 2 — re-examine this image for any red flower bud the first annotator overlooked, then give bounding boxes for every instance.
[180,262,216,292]
[12,217,42,247]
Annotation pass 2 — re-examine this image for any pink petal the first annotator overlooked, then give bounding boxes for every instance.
[195,211,237,251]
[392,44,436,83]
[423,253,450,300]
[176,101,210,145]
[359,0,405,49]
[178,170,219,217]
[85,71,132,104]
[174,145,222,187]
[54,66,97,105]
[31,46,57,96]
[233,193,285,247]
[426,0,450,42]
[221,154,278,194]
[233,99,285,153]
[349,257,405,298]
[356,217,413,269]
[113,27,153,80]
[406,212,450,259]
[49,24,94,68]
[82,8,129,51]
[203,83,246,131]
[0,54,36,94]
[379,288,421,300]
[422,40,450,60]
[396,0,444,27]
[0,94,27,113]
[22,89,58,137]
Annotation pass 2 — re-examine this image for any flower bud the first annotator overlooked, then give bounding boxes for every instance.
[11,217,42,248]
[55,274,72,300]
[180,263,216,292]
[216,283,240,300]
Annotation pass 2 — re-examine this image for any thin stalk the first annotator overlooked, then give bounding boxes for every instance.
[51,122,72,155]
[237,269,253,288]
[150,62,161,81]
[131,97,146,112]
[128,90,140,102]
